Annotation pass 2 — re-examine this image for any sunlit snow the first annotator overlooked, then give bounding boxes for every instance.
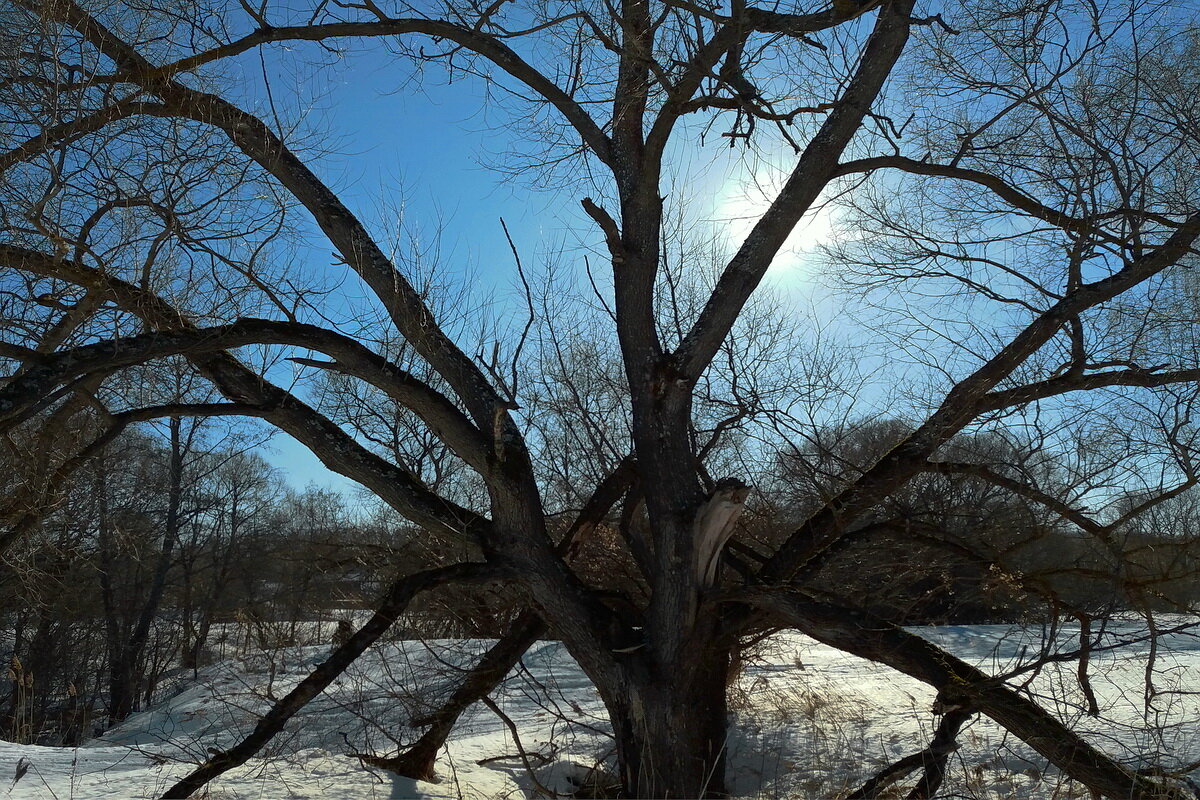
[2,622,1197,799]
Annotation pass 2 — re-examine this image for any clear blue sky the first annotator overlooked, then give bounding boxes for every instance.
[227,40,596,492]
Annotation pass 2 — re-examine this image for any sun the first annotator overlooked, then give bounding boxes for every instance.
[710,164,840,277]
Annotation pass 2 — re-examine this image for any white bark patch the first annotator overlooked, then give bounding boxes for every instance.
[694,479,751,588]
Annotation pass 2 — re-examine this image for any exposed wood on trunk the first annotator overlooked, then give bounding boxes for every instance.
[693,478,750,588]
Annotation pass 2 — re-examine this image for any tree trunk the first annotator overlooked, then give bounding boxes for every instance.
[603,645,731,799]
[109,417,185,724]
[107,662,137,727]
[182,615,214,674]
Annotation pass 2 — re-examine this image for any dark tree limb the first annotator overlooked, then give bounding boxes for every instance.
[369,458,636,781]
[659,0,882,37]
[902,708,972,799]
[31,5,618,669]
[159,562,497,799]
[101,22,614,168]
[738,589,1194,800]
[0,244,490,544]
[673,0,914,385]
[0,98,168,175]
[368,611,547,782]
[980,367,1200,413]
[847,706,974,799]
[833,156,1117,240]
[0,316,490,469]
[759,209,1200,585]
[26,0,517,435]
[744,1,882,35]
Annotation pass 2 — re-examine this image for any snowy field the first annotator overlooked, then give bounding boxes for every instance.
[3,621,1198,799]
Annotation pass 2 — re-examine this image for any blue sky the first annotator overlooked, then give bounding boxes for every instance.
[224,40,597,491]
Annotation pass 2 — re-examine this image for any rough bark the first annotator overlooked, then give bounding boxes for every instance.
[605,645,732,799]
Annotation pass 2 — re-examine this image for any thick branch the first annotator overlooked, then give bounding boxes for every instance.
[740,589,1191,800]
[981,367,1200,412]
[662,0,879,36]
[0,244,488,542]
[28,0,511,435]
[834,156,1110,239]
[160,562,497,798]
[760,211,1200,583]
[846,706,974,799]
[373,611,546,781]
[0,98,167,174]
[43,13,613,168]
[373,458,635,780]
[743,1,882,35]
[0,317,492,469]
[674,0,913,383]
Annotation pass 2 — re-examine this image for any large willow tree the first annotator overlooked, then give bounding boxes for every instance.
[2,0,1199,797]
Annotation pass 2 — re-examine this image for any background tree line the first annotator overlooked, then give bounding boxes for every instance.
[2,409,1195,749]
[0,420,489,745]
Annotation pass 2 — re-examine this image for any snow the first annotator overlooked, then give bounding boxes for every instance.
[1,621,1198,799]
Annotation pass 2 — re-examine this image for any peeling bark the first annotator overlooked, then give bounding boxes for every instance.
[694,479,750,589]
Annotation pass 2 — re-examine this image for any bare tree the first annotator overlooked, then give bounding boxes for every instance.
[2,1,1200,798]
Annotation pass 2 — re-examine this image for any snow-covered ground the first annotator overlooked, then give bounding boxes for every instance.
[2,621,1198,799]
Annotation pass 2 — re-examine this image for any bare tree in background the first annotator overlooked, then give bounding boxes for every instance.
[2,0,1200,798]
